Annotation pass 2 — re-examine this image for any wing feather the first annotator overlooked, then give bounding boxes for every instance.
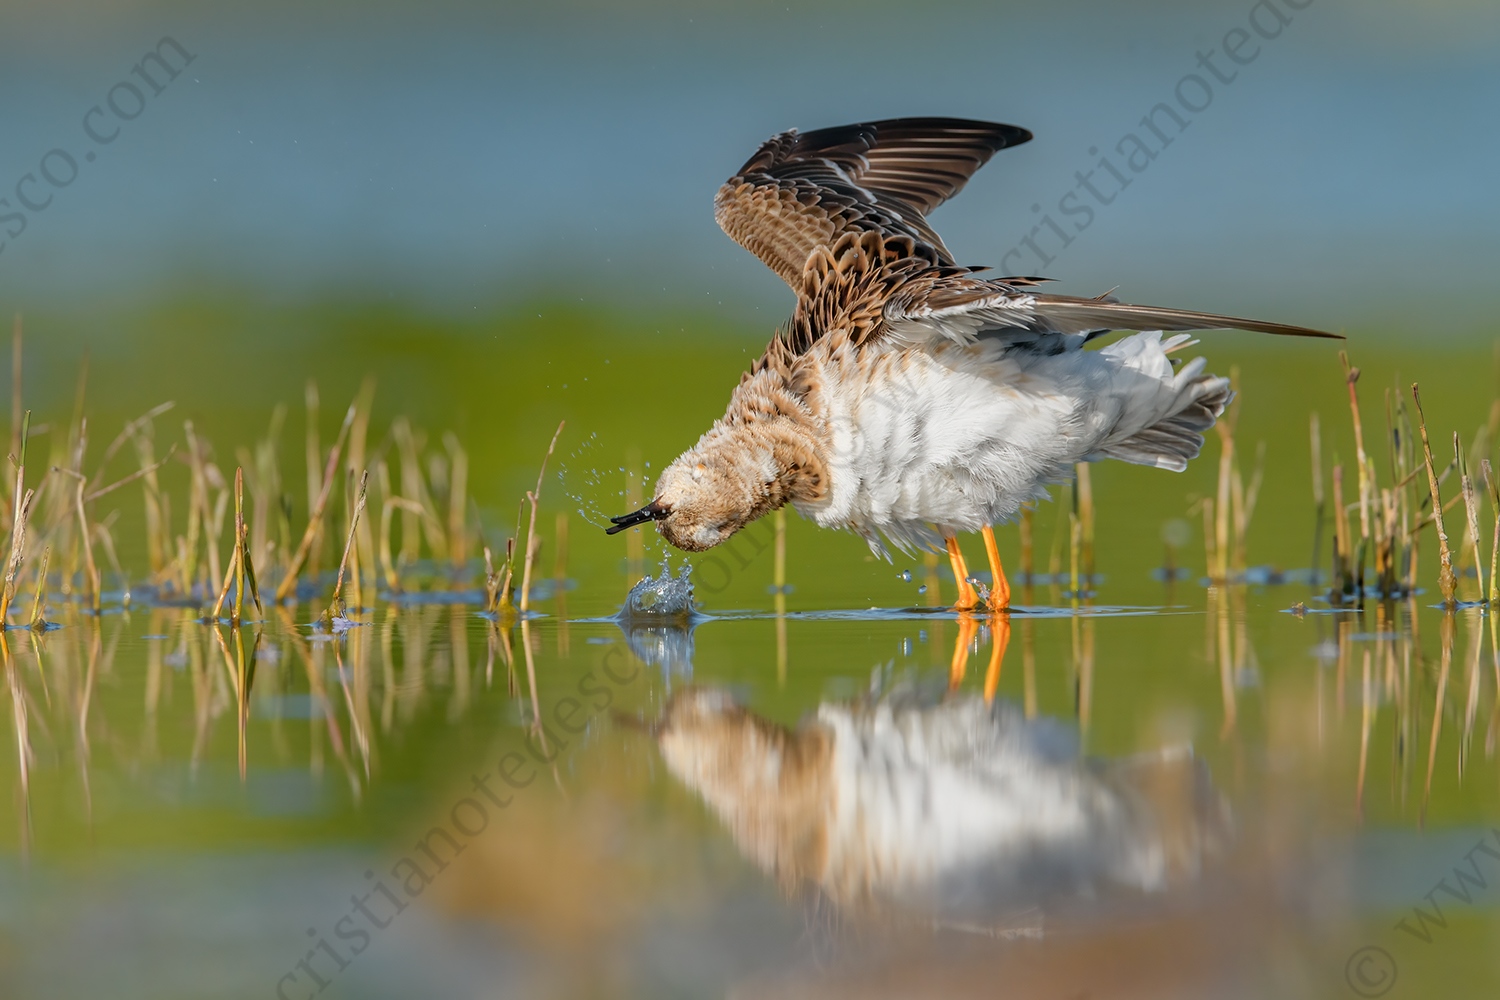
[715,118,1032,288]
[884,275,1341,346]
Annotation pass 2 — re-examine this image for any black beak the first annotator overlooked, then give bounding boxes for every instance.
[605,500,670,535]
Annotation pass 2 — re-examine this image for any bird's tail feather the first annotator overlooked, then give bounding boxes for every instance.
[1090,333,1232,472]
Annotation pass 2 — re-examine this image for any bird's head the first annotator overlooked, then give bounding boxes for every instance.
[607,448,763,552]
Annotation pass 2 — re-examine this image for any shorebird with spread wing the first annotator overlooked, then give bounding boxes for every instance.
[607,117,1338,610]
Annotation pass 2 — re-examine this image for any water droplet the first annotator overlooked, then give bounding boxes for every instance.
[898,569,912,582]
[916,584,927,595]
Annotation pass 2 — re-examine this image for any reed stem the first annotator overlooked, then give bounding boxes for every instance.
[1310,411,1324,582]
[1457,438,1483,602]
[518,422,564,615]
[327,470,369,621]
[8,316,21,528]
[68,472,101,613]
[0,411,31,622]
[1411,384,1457,606]
[233,468,247,625]
[1331,464,1350,597]
[1342,354,1372,592]
[1484,459,1498,607]
[27,545,49,630]
[276,402,356,602]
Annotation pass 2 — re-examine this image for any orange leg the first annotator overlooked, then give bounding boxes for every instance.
[949,614,979,691]
[981,525,1011,611]
[982,614,1012,705]
[945,536,979,611]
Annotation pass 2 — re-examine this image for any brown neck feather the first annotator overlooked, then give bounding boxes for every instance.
[702,366,828,517]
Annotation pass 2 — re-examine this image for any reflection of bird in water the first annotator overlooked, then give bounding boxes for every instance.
[652,685,1229,926]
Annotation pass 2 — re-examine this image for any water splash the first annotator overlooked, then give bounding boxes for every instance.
[619,559,696,620]
[615,560,698,678]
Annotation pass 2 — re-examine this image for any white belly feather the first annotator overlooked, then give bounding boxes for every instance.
[792,332,1202,555]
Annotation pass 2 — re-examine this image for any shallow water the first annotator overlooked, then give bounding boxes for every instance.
[0,302,1495,998]
[0,576,1496,998]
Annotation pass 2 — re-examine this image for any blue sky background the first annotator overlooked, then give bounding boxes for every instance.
[0,0,1496,335]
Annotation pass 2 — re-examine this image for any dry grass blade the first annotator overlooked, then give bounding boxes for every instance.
[1018,505,1034,591]
[520,494,542,615]
[773,506,786,598]
[443,431,469,571]
[1456,437,1484,602]
[210,530,238,623]
[85,442,177,504]
[1342,353,1372,591]
[391,418,429,565]
[179,421,206,597]
[276,402,357,602]
[482,545,502,613]
[1068,481,1082,605]
[233,468,247,624]
[1076,461,1095,585]
[377,495,430,594]
[326,470,370,623]
[305,381,323,574]
[27,545,50,630]
[241,521,263,617]
[8,316,21,528]
[87,401,175,494]
[58,469,102,614]
[496,533,519,619]
[129,420,170,579]
[1237,440,1266,572]
[206,471,261,623]
[1485,459,1498,607]
[375,462,399,593]
[519,421,565,615]
[1213,423,1233,583]
[1411,384,1457,606]
[1309,411,1324,581]
[1331,464,1350,597]
[0,410,31,623]
[0,486,36,625]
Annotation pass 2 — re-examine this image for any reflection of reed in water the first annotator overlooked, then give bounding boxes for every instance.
[1309,599,1494,823]
[1,601,508,851]
[653,684,1231,924]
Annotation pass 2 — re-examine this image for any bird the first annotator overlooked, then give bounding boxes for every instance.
[606,117,1338,610]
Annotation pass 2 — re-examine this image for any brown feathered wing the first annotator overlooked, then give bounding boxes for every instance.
[714,117,1032,288]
